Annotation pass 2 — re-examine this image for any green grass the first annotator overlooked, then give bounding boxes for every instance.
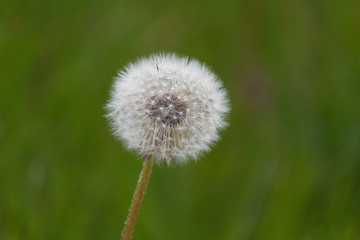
[1,0,360,239]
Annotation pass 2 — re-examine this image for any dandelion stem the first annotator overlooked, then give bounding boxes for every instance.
[121,158,154,240]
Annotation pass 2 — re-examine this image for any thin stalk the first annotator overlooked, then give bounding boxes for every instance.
[121,158,154,240]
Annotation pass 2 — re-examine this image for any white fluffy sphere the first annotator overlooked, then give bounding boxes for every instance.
[106,53,230,165]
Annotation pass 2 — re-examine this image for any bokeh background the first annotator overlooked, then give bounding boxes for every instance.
[1,0,360,239]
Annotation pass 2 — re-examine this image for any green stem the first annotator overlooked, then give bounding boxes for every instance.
[121,158,154,240]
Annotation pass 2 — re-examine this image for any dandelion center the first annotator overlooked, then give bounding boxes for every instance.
[146,93,187,126]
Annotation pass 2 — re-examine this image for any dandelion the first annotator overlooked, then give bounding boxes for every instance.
[106,53,229,240]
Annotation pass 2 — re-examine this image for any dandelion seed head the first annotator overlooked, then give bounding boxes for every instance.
[106,53,230,165]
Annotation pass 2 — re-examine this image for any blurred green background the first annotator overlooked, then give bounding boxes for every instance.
[1,0,360,239]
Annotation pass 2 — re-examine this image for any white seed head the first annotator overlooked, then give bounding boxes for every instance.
[106,53,230,165]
